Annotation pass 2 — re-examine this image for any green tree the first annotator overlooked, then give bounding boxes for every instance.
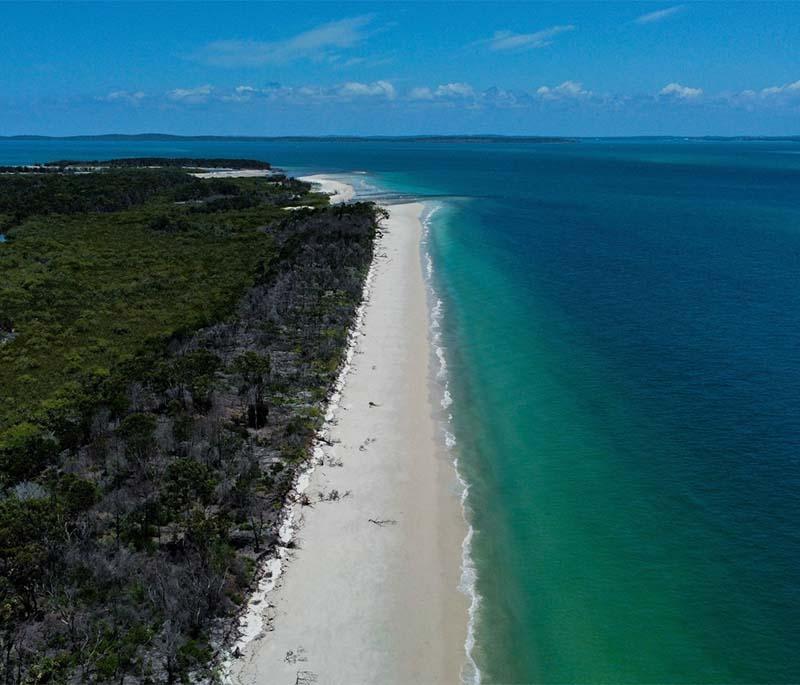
[115,413,157,468]
[232,352,271,428]
[163,458,216,524]
[0,498,58,614]
[0,422,57,485]
[54,473,98,516]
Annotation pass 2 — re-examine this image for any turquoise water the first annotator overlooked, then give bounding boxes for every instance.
[3,139,800,683]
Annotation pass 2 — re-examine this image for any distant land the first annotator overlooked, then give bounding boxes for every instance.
[1,133,798,142]
[0,133,575,143]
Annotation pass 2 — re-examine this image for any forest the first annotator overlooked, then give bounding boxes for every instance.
[0,161,381,682]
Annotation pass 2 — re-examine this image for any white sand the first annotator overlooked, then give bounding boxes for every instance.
[190,169,273,179]
[227,201,468,684]
[298,175,356,204]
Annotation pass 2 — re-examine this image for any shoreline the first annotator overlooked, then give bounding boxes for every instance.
[298,174,357,204]
[226,185,469,683]
[421,204,481,685]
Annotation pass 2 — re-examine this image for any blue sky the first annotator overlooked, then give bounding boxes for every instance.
[2,1,799,136]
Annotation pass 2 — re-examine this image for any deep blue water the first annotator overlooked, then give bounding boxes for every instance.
[2,139,800,683]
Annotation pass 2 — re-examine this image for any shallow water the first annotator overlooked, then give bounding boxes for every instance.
[3,138,800,683]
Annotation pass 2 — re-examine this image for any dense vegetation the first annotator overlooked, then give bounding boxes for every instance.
[0,159,272,174]
[0,161,380,682]
[45,159,272,170]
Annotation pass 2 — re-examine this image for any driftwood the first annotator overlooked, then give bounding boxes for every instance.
[368,518,397,527]
[320,489,351,502]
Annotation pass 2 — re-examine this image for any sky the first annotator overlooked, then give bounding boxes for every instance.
[1,1,799,137]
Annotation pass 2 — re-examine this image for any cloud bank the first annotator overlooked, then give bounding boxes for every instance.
[90,77,800,117]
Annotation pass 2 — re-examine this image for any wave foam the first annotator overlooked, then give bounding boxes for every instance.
[421,203,482,685]
[442,389,453,409]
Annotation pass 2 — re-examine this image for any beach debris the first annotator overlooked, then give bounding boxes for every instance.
[368,518,397,527]
[368,401,381,407]
[359,436,376,451]
[295,671,318,685]
[320,488,351,502]
[285,647,308,664]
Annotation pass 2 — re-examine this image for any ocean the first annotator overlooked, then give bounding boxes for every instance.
[3,138,800,683]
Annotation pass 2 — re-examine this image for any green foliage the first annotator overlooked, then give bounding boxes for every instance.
[0,172,298,434]
[47,157,272,171]
[0,496,58,612]
[0,422,57,485]
[232,351,271,385]
[148,213,190,233]
[172,350,221,398]
[0,168,200,220]
[0,161,380,684]
[53,473,99,515]
[177,637,213,672]
[116,413,157,462]
[163,458,216,512]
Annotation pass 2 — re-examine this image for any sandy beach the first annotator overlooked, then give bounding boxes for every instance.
[228,198,468,684]
[189,169,273,178]
[298,174,357,204]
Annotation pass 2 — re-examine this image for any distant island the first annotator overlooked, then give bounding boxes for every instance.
[2,133,799,143]
[0,133,577,144]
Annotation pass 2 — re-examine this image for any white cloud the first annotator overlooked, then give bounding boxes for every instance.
[218,85,260,102]
[759,80,800,97]
[434,82,474,98]
[101,76,800,114]
[212,81,396,104]
[536,80,591,100]
[481,25,575,52]
[727,79,800,108]
[480,86,522,107]
[167,84,214,104]
[338,80,396,99]
[408,86,434,101]
[97,90,146,105]
[192,16,372,67]
[408,83,475,102]
[659,82,703,99]
[635,5,684,24]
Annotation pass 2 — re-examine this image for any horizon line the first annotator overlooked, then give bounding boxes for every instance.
[2,133,800,142]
